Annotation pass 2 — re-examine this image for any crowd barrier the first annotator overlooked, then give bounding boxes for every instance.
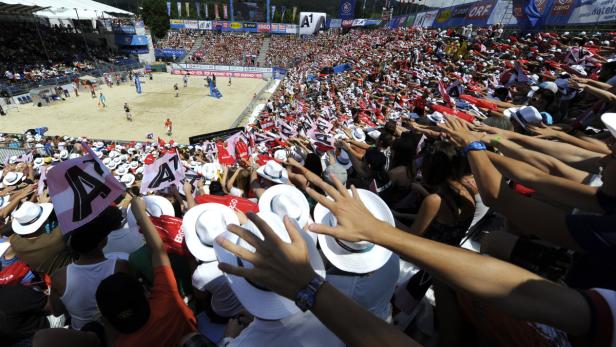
[0,147,29,164]
[170,19,299,34]
[169,63,282,79]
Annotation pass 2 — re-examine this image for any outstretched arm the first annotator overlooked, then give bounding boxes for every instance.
[217,214,418,347]
[487,135,590,183]
[131,197,170,268]
[485,151,602,213]
[298,168,590,336]
[526,125,611,155]
[477,124,604,172]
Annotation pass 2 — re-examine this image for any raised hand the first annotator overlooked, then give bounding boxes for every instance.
[289,160,387,242]
[217,214,315,300]
[440,116,481,148]
[527,124,560,139]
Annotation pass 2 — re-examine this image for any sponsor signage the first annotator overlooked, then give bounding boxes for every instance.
[467,1,495,19]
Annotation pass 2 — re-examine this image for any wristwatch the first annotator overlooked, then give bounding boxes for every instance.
[463,141,487,156]
[294,274,325,312]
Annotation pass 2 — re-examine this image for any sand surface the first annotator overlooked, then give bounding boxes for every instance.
[0,73,267,144]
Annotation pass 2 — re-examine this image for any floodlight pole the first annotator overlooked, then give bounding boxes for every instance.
[33,17,51,63]
[74,8,93,60]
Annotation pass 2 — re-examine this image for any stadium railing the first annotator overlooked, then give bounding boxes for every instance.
[0,147,29,164]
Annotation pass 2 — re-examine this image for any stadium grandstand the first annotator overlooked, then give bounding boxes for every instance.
[1,1,616,347]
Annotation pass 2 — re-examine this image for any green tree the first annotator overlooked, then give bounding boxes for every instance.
[143,0,170,39]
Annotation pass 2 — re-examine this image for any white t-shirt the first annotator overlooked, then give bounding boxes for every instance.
[103,224,145,255]
[228,311,344,347]
[327,254,400,321]
[229,187,244,197]
[192,262,243,318]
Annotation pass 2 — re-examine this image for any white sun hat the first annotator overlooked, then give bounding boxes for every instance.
[127,195,175,228]
[601,113,616,138]
[256,160,288,184]
[2,172,23,187]
[0,238,10,258]
[351,127,366,142]
[200,163,219,183]
[11,201,54,235]
[313,189,394,274]
[120,173,135,188]
[183,203,239,262]
[0,194,10,209]
[336,149,352,170]
[115,166,129,176]
[510,105,542,129]
[59,150,69,160]
[258,185,310,228]
[213,212,325,320]
[427,111,445,124]
[273,149,288,162]
[129,161,139,170]
[33,157,44,168]
[106,161,118,171]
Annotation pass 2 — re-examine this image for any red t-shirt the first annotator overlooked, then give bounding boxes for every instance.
[114,266,197,347]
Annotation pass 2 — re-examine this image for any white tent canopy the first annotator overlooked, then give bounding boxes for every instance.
[0,0,133,19]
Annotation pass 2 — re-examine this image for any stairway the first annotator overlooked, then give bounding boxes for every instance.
[256,37,270,66]
[181,35,206,63]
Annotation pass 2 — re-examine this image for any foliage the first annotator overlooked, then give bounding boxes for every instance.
[142,0,170,39]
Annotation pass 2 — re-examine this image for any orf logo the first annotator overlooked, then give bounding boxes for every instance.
[534,0,548,12]
[342,1,352,15]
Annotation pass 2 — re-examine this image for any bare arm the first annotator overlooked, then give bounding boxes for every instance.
[486,151,602,213]
[0,185,35,219]
[408,194,441,236]
[581,83,616,103]
[488,136,590,183]
[527,125,612,155]
[217,214,419,347]
[221,165,230,194]
[131,197,170,268]
[226,168,241,193]
[183,182,196,210]
[49,269,68,317]
[249,170,265,199]
[488,128,604,172]
[347,139,371,150]
[300,170,590,336]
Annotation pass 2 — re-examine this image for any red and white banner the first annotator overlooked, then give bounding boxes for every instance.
[438,80,454,107]
[195,194,259,214]
[47,146,125,234]
[140,153,185,194]
[172,70,263,79]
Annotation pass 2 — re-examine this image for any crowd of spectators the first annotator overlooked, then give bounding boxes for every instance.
[0,21,122,85]
[154,29,204,51]
[189,32,264,66]
[264,35,320,68]
[2,26,616,347]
